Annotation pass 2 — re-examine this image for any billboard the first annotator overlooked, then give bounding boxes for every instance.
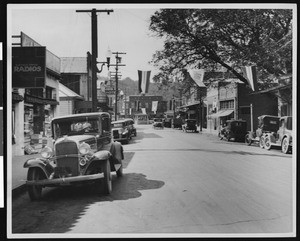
[12,46,46,88]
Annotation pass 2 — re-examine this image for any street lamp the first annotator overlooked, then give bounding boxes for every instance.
[96,47,112,73]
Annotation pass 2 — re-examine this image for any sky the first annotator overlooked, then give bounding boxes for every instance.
[8,4,166,81]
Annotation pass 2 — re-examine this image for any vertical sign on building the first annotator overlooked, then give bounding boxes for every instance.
[12,46,46,88]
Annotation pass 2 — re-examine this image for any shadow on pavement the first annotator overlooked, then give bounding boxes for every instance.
[12,173,165,233]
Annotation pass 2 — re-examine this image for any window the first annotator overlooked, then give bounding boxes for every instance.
[220,100,234,110]
[45,87,53,99]
[281,104,288,116]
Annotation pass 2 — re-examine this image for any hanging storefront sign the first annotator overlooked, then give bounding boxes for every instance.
[12,46,46,88]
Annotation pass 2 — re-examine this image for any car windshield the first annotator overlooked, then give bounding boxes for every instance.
[52,117,99,139]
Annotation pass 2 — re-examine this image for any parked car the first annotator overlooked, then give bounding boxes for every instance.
[245,115,280,148]
[163,118,172,128]
[264,116,292,154]
[182,119,198,133]
[172,117,183,129]
[23,112,124,201]
[219,119,247,142]
[153,118,164,129]
[126,118,137,137]
[111,118,136,144]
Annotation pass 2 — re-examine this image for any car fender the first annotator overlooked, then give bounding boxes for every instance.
[23,158,54,178]
[265,132,276,143]
[92,150,112,161]
[281,134,292,146]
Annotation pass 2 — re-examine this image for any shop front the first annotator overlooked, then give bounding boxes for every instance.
[12,45,60,155]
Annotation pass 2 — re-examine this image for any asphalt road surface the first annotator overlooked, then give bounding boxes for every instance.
[10,125,294,238]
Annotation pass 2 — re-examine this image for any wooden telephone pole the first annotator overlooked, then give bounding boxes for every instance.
[110,52,126,121]
[76,8,113,112]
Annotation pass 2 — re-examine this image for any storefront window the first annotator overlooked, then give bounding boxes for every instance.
[24,104,34,143]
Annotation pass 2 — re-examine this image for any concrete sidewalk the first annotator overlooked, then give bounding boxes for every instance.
[11,153,41,198]
[10,128,218,198]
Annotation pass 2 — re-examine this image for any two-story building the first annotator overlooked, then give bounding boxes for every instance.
[207,79,278,132]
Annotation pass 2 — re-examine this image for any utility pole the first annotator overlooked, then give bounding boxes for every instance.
[76,8,113,112]
[110,52,126,121]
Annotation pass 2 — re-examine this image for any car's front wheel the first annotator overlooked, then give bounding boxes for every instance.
[102,160,112,194]
[281,137,291,154]
[27,168,45,201]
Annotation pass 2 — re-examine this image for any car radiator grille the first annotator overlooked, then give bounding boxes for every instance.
[55,141,79,176]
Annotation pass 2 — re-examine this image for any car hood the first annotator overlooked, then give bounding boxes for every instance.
[55,134,97,146]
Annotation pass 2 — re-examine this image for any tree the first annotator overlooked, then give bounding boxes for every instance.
[149,8,293,90]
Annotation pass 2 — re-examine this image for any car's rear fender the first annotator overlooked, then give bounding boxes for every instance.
[23,158,54,178]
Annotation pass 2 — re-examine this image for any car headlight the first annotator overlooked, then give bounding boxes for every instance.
[79,142,91,155]
[41,146,53,159]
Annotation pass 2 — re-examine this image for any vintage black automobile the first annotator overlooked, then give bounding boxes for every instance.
[172,117,183,129]
[23,112,124,201]
[219,119,247,142]
[163,118,172,128]
[182,119,198,133]
[111,118,136,144]
[264,116,293,154]
[153,118,164,129]
[245,115,280,148]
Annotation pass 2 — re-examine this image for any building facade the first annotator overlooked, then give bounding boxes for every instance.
[58,83,84,116]
[129,95,167,118]
[12,32,60,155]
[207,80,278,132]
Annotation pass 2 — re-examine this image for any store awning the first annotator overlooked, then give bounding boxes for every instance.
[178,101,207,110]
[209,109,234,118]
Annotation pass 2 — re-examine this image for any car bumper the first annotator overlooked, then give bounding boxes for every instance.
[113,136,129,142]
[25,173,104,186]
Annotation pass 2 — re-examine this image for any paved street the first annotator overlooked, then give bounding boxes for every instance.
[11,124,294,237]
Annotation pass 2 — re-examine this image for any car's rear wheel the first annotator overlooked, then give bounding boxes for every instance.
[281,137,291,154]
[27,168,45,201]
[264,135,272,150]
[102,160,112,194]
